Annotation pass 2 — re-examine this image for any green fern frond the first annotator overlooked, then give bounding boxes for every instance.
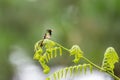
[69,45,83,63]
[33,49,42,60]
[46,64,92,80]
[34,30,120,80]
[43,39,56,49]
[39,58,50,74]
[34,40,43,51]
[34,39,64,74]
[102,47,119,73]
[42,47,63,63]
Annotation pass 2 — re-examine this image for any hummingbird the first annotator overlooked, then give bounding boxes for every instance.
[43,29,53,39]
[40,29,53,47]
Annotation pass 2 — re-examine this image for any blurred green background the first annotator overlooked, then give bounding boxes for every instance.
[0,0,120,80]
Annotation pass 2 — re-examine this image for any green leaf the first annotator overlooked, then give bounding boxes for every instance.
[83,64,87,74]
[43,39,56,49]
[53,72,57,80]
[46,78,50,80]
[60,69,64,78]
[59,47,62,56]
[69,45,83,63]
[102,47,119,73]
[65,67,69,78]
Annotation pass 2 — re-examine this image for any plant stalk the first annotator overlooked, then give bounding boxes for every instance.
[82,56,120,80]
[55,41,120,80]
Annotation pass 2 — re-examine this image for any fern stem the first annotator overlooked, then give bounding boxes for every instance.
[82,57,102,70]
[107,71,120,80]
[54,41,120,80]
[82,57,120,80]
[55,42,70,51]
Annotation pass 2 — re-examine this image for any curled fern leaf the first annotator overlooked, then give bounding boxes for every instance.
[34,40,43,51]
[46,64,92,80]
[42,47,63,63]
[34,40,43,60]
[43,39,56,49]
[69,45,83,63]
[39,58,50,74]
[33,49,42,60]
[102,47,119,73]
[34,39,64,74]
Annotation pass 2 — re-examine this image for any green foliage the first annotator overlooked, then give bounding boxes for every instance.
[34,39,63,74]
[102,47,119,73]
[1,0,120,79]
[69,45,83,63]
[46,64,92,80]
[34,38,120,80]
